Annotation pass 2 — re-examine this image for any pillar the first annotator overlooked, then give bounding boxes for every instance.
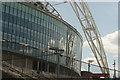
[40,60,43,72]
[47,63,49,72]
[11,54,14,68]
[25,58,28,69]
[37,60,39,70]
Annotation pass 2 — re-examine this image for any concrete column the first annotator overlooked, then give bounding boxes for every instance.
[55,65,57,74]
[47,63,49,72]
[40,61,43,72]
[25,58,28,69]
[37,60,39,70]
[45,62,47,72]
[11,55,14,68]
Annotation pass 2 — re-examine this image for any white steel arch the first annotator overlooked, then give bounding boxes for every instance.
[69,0,109,74]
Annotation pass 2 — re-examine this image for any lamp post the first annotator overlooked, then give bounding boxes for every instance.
[113,60,116,79]
[87,59,94,72]
[49,47,64,79]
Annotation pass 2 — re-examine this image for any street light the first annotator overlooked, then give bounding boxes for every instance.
[87,59,94,72]
[113,60,116,79]
[49,47,64,79]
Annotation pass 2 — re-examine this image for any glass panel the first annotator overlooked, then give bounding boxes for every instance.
[5,5,9,13]
[18,3,22,10]
[10,2,14,8]
[14,2,18,9]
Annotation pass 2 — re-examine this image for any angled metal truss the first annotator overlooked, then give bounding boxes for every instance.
[69,0,109,74]
[28,1,62,19]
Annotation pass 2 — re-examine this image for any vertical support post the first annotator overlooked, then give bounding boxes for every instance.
[49,47,64,79]
[113,60,116,78]
[57,53,60,79]
[22,45,25,74]
[40,60,43,72]
[47,63,49,72]
[11,55,14,68]
[37,60,39,70]
[80,43,83,76]
[25,58,28,70]
[72,58,73,68]
[88,62,90,72]
[87,60,94,72]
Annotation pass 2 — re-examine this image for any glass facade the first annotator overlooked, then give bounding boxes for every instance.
[1,2,82,74]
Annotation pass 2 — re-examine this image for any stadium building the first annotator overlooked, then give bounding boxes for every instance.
[1,2,83,78]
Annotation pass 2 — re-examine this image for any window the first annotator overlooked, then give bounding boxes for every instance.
[10,2,14,8]
[3,33,8,40]
[21,11,24,18]
[36,10,39,17]
[29,8,32,14]
[21,18,25,27]
[14,2,18,9]
[6,2,10,6]
[34,10,37,16]
[9,14,13,23]
[10,7,14,14]
[38,18,41,24]
[31,15,34,22]
[2,5,6,12]
[41,12,43,19]
[44,14,46,21]
[5,5,9,13]
[38,12,41,18]
[22,5,26,12]
[19,37,23,42]
[35,16,37,23]
[41,19,44,26]
[17,10,22,17]
[7,34,12,41]
[18,3,22,10]
[13,15,17,24]
[12,35,15,42]
[29,14,32,21]
[17,17,20,25]
[13,8,17,16]
[25,12,28,20]
[24,19,28,28]
[32,9,35,15]
[26,6,29,13]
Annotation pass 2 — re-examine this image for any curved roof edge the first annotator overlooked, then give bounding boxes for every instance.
[20,2,83,43]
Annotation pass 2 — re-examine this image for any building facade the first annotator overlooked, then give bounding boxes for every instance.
[1,2,83,76]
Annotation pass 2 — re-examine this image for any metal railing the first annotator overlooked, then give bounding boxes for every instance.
[2,59,120,80]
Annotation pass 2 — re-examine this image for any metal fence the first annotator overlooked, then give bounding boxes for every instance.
[81,60,120,78]
[58,54,120,78]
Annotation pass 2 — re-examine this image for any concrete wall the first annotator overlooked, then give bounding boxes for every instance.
[2,51,80,77]
[2,51,33,71]
[2,51,12,64]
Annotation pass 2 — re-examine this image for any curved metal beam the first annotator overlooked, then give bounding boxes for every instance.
[69,0,109,75]
[28,1,62,19]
